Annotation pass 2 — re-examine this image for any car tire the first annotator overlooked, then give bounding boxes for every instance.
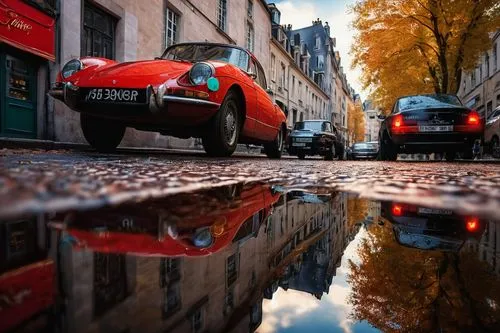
[379,133,397,161]
[445,152,456,161]
[202,90,240,157]
[298,152,306,160]
[491,136,499,158]
[324,145,335,160]
[264,125,284,159]
[80,113,125,153]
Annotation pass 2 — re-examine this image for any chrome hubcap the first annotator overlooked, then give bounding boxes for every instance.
[224,105,237,146]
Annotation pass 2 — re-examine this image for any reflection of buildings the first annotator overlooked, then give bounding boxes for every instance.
[0,216,55,332]
[53,189,350,333]
[464,220,500,276]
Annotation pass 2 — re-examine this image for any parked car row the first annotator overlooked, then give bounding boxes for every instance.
[49,43,495,162]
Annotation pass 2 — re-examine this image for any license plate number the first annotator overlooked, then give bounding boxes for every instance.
[292,143,306,147]
[296,138,312,143]
[85,88,141,103]
[418,125,453,132]
[418,207,453,215]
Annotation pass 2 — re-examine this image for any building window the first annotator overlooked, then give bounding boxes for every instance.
[165,7,179,48]
[226,253,238,287]
[247,23,255,52]
[271,53,276,82]
[494,43,498,72]
[317,55,324,69]
[479,65,483,83]
[247,0,253,19]
[160,258,181,287]
[82,2,116,59]
[163,282,181,318]
[223,288,234,316]
[217,0,227,31]
[93,253,127,317]
[191,308,204,333]
[315,36,321,49]
[485,53,490,78]
[471,70,476,87]
[280,62,286,89]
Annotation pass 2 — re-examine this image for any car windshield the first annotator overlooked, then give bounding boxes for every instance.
[354,142,377,149]
[294,121,325,131]
[162,44,250,71]
[398,94,463,111]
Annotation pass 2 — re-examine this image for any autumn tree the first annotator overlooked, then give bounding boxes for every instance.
[347,99,366,145]
[351,0,500,111]
[347,223,500,332]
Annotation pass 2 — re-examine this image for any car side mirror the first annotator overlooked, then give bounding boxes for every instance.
[266,88,274,95]
[246,71,257,79]
[377,114,386,120]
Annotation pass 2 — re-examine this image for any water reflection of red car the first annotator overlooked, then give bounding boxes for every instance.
[380,202,485,251]
[60,185,282,257]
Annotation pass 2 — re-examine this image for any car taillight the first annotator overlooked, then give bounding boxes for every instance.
[465,217,479,232]
[392,204,403,216]
[467,111,480,125]
[393,114,403,129]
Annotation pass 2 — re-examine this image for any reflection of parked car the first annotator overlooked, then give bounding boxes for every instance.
[380,201,485,251]
[378,94,483,161]
[349,141,379,160]
[49,42,286,158]
[484,105,500,157]
[287,120,340,160]
[58,184,281,257]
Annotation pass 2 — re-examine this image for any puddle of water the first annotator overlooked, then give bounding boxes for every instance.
[0,184,499,333]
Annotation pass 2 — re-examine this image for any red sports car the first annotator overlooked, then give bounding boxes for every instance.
[49,42,287,157]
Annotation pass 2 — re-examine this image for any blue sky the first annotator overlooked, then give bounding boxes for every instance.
[270,0,365,99]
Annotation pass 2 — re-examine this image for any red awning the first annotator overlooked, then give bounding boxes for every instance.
[0,0,56,61]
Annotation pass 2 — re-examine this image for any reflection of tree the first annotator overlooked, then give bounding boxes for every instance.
[348,225,500,332]
[347,198,368,230]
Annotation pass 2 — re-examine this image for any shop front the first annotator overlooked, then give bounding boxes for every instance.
[0,0,56,138]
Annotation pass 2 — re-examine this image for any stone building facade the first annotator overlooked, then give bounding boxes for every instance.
[458,31,500,119]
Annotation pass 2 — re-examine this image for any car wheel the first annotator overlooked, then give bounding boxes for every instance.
[379,133,397,161]
[324,145,335,160]
[202,90,240,157]
[298,152,306,160]
[80,113,125,153]
[264,125,284,159]
[445,152,456,161]
[491,136,500,158]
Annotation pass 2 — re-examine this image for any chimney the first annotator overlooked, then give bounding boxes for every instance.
[324,21,330,37]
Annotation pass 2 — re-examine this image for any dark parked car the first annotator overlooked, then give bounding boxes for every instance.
[349,141,379,160]
[287,120,340,160]
[380,201,485,251]
[378,94,483,161]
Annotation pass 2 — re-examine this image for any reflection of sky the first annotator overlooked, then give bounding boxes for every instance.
[260,229,380,333]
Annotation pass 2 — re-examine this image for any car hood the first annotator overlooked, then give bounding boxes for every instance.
[75,60,192,88]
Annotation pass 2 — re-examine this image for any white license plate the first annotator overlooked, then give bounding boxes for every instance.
[85,88,141,103]
[418,207,453,215]
[418,125,453,132]
[295,138,312,143]
[292,143,306,147]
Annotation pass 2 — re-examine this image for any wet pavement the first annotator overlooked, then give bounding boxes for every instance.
[0,148,499,332]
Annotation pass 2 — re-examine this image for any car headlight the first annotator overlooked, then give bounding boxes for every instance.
[62,59,83,79]
[192,228,213,248]
[189,62,214,85]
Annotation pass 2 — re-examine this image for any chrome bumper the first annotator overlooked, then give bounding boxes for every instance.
[48,82,221,112]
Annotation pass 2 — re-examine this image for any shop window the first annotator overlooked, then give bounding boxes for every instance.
[217,0,227,32]
[6,56,31,101]
[93,253,127,317]
[165,7,179,48]
[82,2,116,59]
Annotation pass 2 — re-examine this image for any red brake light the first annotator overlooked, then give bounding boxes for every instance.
[392,204,403,216]
[467,111,480,125]
[393,114,403,128]
[466,217,479,232]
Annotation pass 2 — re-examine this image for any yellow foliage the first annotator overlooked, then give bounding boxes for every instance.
[351,0,500,111]
[347,99,366,145]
